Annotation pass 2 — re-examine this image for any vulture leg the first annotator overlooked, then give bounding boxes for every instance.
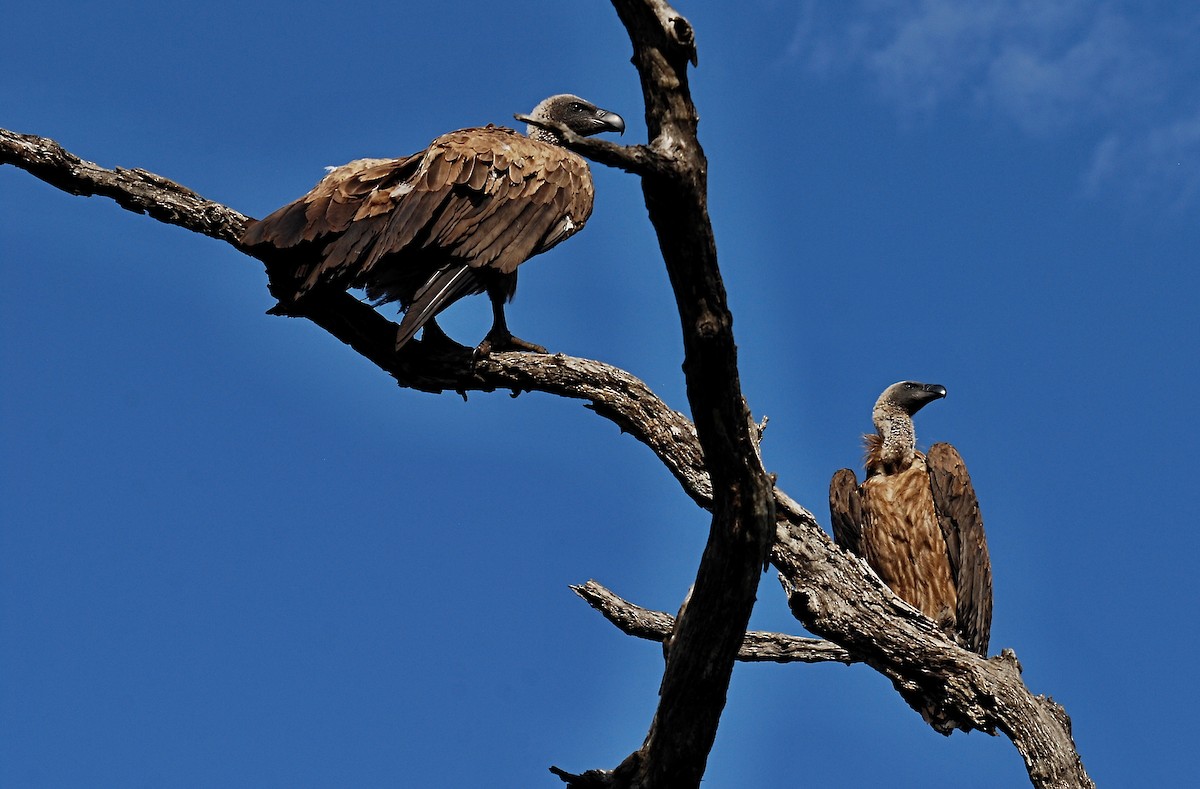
[474,282,546,357]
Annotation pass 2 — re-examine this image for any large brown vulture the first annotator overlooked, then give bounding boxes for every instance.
[241,94,625,353]
[829,381,993,656]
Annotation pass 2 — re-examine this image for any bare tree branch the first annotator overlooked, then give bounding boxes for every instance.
[770,494,1095,788]
[0,128,246,244]
[588,3,778,785]
[514,114,673,179]
[571,581,854,664]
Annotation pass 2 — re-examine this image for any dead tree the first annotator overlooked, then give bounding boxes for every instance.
[0,2,1092,787]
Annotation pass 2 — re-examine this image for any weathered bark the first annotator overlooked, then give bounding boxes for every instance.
[571,581,854,665]
[579,3,776,788]
[771,492,1093,788]
[0,129,245,245]
[1,5,1094,785]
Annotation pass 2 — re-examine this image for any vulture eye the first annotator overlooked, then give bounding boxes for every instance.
[569,102,586,112]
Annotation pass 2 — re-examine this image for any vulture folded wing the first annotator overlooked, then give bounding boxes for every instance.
[926,442,993,655]
[411,127,595,275]
[242,155,426,292]
[829,468,865,556]
[242,156,420,249]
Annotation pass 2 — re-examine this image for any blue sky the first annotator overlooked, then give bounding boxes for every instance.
[2,2,1197,786]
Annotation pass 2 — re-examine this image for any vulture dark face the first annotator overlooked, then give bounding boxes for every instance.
[882,381,948,416]
[527,94,626,142]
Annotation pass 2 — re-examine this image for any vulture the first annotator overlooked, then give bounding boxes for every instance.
[241,94,626,353]
[829,381,993,656]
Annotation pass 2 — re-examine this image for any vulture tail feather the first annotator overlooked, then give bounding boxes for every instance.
[395,265,481,350]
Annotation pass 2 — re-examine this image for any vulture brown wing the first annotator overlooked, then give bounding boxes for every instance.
[926,442,993,656]
[829,468,865,556]
[241,155,425,293]
[408,127,595,275]
[241,156,419,249]
[294,127,591,303]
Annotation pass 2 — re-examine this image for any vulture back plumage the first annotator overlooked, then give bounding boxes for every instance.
[829,382,993,656]
[241,94,625,352]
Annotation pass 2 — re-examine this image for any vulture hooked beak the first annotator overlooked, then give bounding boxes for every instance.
[907,383,948,413]
[592,109,626,136]
[882,380,948,416]
[920,383,948,400]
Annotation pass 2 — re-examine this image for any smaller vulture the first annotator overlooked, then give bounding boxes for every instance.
[829,381,993,656]
[241,94,625,353]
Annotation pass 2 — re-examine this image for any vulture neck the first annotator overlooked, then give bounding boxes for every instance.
[526,125,564,145]
[867,402,917,476]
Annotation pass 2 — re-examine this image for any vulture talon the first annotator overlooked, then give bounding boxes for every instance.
[493,334,547,354]
[472,332,546,360]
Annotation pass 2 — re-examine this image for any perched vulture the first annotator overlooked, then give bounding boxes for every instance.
[829,381,993,656]
[241,94,625,353]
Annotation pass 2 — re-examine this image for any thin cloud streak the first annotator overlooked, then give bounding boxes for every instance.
[1085,109,1200,210]
[785,0,1199,208]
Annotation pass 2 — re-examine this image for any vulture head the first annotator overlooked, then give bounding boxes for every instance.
[876,381,947,417]
[870,381,947,471]
[525,94,626,144]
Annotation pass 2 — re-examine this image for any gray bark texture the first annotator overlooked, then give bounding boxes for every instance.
[0,2,1093,787]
